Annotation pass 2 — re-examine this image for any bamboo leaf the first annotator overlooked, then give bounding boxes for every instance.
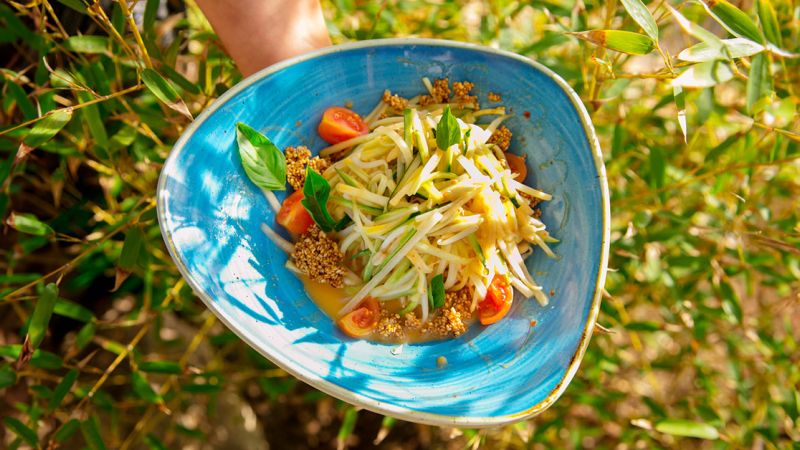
[132,371,162,403]
[3,417,38,447]
[673,60,734,88]
[80,416,108,450]
[6,81,36,120]
[6,212,54,236]
[571,30,655,55]
[620,0,658,41]
[75,322,96,350]
[0,363,17,388]
[701,0,763,43]
[54,0,87,14]
[139,360,182,374]
[756,0,781,47]
[159,65,201,95]
[22,109,73,148]
[746,53,771,114]
[48,368,78,412]
[53,298,95,322]
[53,419,81,443]
[655,419,719,439]
[27,283,59,349]
[337,407,358,450]
[119,227,145,270]
[678,38,764,62]
[673,85,687,143]
[63,35,109,54]
[667,5,724,50]
[141,68,193,120]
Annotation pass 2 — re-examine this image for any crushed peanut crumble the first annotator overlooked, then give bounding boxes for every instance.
[488,126,512,151]
[488,92,502,102]
[382,90,408,112]
[431,78,451,103]
[291,225,345,288]
[285,146,330,191]
[423,286,474,337]
[452,81,477,105]
[376,310,405,340]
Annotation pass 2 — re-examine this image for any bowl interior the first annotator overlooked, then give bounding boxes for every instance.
[158,40,607,425]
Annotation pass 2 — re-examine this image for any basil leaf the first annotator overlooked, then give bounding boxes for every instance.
[301,167,337,232]
[429,274,445,310]
[436,106,461,150]
[236,122,286,191]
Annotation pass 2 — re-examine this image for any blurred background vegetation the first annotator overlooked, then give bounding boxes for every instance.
[1,0,798,448]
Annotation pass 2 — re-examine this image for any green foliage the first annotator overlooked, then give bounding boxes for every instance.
[1,0,798,449]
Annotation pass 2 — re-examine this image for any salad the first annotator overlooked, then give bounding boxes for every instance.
[236,78,556,341]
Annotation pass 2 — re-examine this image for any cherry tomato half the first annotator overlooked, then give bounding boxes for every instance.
[337,297,380,338]
[478,274,513,325]
[318,107,368,145]
[505,153,527,182]
[277,191,314,234]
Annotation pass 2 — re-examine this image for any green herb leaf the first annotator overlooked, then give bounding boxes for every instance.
[701,0,763,44]
[571,30,655,55]
[678,38,763,62]
[756,0,781,47]
[6,212,54,236]
[142,68,193,120]
[23,109,73,148]
[301,167,344,232]
[655,419,719,440]
[436,106,461,150]
[746,52,771,114]
[63,35,109,54]
[620,0,659,41]
[28,282,59,349]
[429,274,445,310]
[236,122,287,191]
[673,60,734,88]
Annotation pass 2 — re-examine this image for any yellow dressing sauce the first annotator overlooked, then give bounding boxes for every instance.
[298,274,348,318]
[299,275,459,343]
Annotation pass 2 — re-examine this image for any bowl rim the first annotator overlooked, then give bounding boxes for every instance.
[156,37,610,427]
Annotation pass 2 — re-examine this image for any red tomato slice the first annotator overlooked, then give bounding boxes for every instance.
[277,191,314,234]
[478,274,513,325]
[505,153,527,181]
[337,297,380,337]
[318,107,368,144]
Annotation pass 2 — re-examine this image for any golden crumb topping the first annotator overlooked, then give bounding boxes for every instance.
[291,225,345,287]
[488,92,502,102]
[488,126,512,151]
[285,146,330,191]
[382,90,408,112]
[431,78,450,103]
[452,81,477,105]
[423,286,473,337]
[376,310,405,340]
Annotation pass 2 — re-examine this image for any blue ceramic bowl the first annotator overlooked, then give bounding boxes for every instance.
[157,39,609,426]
